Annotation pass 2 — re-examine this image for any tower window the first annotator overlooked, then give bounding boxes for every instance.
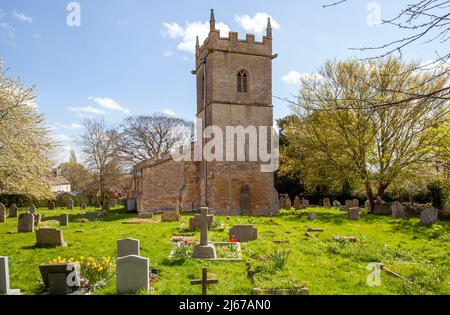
[237,70,248,93]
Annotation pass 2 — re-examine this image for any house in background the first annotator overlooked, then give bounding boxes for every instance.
[47,173,71,193]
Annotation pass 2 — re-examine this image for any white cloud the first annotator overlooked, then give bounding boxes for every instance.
[234,12,280,35]
[162,21,230,55]
[54,122,83,130]
[0,22,15,38]
[163,50,176,57]
[69,106,106,115]
[164,108,177,117]
[89,97,131,114]
[12,11,32,23]
[53,134,76,142]
[282,71,324,86]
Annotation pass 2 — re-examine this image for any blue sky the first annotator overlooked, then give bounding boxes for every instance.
[0,0,440,162]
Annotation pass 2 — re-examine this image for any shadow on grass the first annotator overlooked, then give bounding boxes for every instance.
[161,258,187,266]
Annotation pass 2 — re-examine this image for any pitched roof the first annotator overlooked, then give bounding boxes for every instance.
[47,176,71,186]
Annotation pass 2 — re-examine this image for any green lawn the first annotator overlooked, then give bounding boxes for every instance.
[0,206,448,295]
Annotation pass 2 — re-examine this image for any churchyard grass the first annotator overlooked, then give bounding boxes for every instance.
[0,206,448,295]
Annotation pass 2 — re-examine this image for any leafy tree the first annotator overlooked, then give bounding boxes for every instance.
[0,63,55,200]
[289,57,449,211]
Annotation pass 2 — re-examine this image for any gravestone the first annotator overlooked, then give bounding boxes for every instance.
[18,213,34,233]
[373,197,392,215]
[33,213,42,226]
[60,213,69,227]
[0,257,20,295]
[284,197,292,210]
[36,228,68,247]
[117,238,140,258]
[308,212,317,221]
[279,195,285,210]
[332,200,341,207]
[126,198,137,212]
[364,200,371,211]
[85,211,102,220]
[420,208,438,225]
[352,199,359,208]
[39,263,81,295]
[28,204,36,214]
[323,198,331,208]
[138,212,153,219]
[161,212,180,222]
[229,225,257,242]
[301,198,310,209]
[345,200,353,210]
[48,201,55,210]
[192,207,217,259]
[293,196,301,210]
[116,255,149,294]
[190,267,218,295]
[9,203,18,218]
[67,198,74,210]
[240,185,251,215]
[391,201,406,219]
[348,208,360,220]
[80,203,87,210]
[0,203,5,223]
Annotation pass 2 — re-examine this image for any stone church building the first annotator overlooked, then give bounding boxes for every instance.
[131,10,279,216]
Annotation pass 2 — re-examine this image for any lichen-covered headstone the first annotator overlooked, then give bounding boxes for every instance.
[348,208,360,220]
[284,197,292,210]
[229,225,257,242]
[9,204,18,218]
[293,196,301,210]
[420,208,438,225]
[345,200,353,210]
[28,204,36,214]
[301,198,310,209]
[323,198,331,208]
[332,200,341,207]
[391,201,406,219]
[308,212,317,221]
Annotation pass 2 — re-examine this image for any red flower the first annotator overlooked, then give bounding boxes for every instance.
[183,238,189,245]
[229,235,238,243]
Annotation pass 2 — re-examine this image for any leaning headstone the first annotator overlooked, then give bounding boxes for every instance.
[348,208,360,220]
[117,238,140,258]
[293,196,301,210]
[0,203,5,223]
[345,200,353,210]
[229,225,257,242]
[18,213,34,233]
[9,203,18,218]
[332,200,341,207]
[36,228,68,247]
[352,199,360,208]
[284,197,292,210]
[364,200,371,211]
[323,198,331,208]
[420,208,438,225]
[116,255,149,294]
[161,212,180,222]
[0,257,20,295]
[39,263,81,295]
[391,201,406,219]
[28,204,36,214]
[60,213,69,227]
[48,201,55,210]
[67,198,74,210]
[308,212,317,221]
[192,207,217,259]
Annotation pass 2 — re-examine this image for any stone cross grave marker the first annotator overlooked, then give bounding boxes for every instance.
[0,203,5,223]
[0,257,21,295]
[36,228,68,247]
[10,203,18,218]
[190,267,219,295]
[18,213,34,233]
[116,255,149,294]
[192,207,217,259]
[117,238,140,258]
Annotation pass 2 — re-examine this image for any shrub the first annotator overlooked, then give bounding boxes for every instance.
[172,241,192,261]
[267,248,291,271]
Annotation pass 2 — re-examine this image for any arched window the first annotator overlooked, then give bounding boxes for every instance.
[237,70,248,93]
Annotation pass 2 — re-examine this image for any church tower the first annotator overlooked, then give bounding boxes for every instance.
[193,9,279,215]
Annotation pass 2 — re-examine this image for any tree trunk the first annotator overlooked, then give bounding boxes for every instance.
[377,182,390,200]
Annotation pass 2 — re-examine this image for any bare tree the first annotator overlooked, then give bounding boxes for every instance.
[79,119,123,204]
[118,114,193,165]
